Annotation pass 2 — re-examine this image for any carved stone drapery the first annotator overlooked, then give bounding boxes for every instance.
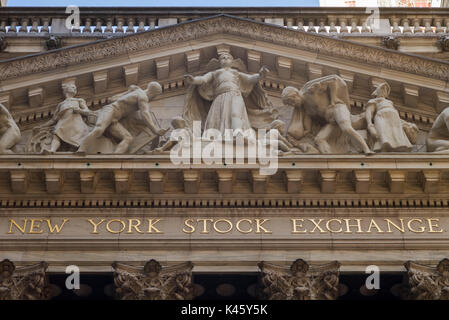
[0,259,50,300]
[112,259,194,300]
[258,259,341,300]
[402,259,449,300]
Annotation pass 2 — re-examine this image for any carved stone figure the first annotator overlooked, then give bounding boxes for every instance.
[0,259,50,300]
[258,259,341,300]
[78,82,167,154]
[32,83,93,154]
[262,119,299,153]
[0,103,21,154]
[427,107,449,153]
[183,52,277,136]
[365,82,417,152]
[403,259,449,300]
[153,116,191,153]
[112,259,194,300]
[282,75,373,154]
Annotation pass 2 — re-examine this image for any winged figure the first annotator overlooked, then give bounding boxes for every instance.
[183,52,278,136]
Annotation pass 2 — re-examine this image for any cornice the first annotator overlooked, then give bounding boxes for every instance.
[0,154,449,208]
[1,14,449,83]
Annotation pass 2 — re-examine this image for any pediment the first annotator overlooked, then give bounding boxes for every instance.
[0,14,447,130]
[0,14,448,157]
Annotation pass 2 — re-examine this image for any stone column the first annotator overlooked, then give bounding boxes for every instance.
[112,259,194,300]
[258,259,341,300]
[0,259,50,300]
[402,258,449,300]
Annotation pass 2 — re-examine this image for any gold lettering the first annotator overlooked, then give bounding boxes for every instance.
[29,219,43,234]
[367,219,384,233]
[127,219,143,234]
[183,219,195,234]
[87,218,105,234]
[8,219,27,234]
[147,219,163,233]
[213,219,233,234]
[385,219,405,233]
[106,219,126,234]
[309,219,326,233]
[427,218,444,233]
[344,219,363,233]
[197,219,213,234]
[326,219,343,233]
[291,219,306,233]
[408,218,425,233]
[255,219,272,234]
[45,219,69,234]
[236,219,252,234]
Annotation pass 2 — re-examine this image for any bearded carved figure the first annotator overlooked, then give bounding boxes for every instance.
[0,259,50,300]
[112,259,194,300]
[281,75,418,154]
[403,258,449,300]
[282,75,373,154]
[258,259,341,300]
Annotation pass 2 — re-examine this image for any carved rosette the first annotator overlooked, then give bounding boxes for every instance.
[403,258,449,300]
[258,259,341,300]
[45,35,62,51]
[437,35,449,52]
[382,36,400,50]
[112,259,194,300]
[0,259,50,300]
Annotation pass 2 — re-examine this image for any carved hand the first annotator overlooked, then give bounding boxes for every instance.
[158,128,169,136]
[259,66,270,78]
[368,124,378,139]
[184,74,195,84]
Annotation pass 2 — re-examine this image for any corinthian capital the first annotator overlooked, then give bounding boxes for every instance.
[258,259,341,300]
[403,259,449,300]
[112,259,194,300]
[0,259,50,300]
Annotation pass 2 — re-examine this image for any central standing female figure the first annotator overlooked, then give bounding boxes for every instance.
[183,53,270,136]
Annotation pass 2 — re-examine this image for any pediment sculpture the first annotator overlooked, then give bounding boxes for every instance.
[403,259,449,300]
[183,52,278,135]
[27,82,167,155]
[0,259,50,300]
[112,259,194,300]
[427,107,449,153]
[258,259,341,300]
[2,59,448,156]
[281,75,418,154]
[0,103,21,154]
[178,52,296,154]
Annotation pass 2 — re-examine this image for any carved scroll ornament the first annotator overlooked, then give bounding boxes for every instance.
[0,259,50,300]
[403,258,449,300]
[112,259,194,300]
[258,259,341,300]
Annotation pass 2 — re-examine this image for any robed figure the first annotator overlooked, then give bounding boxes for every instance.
[183,52,277,135]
